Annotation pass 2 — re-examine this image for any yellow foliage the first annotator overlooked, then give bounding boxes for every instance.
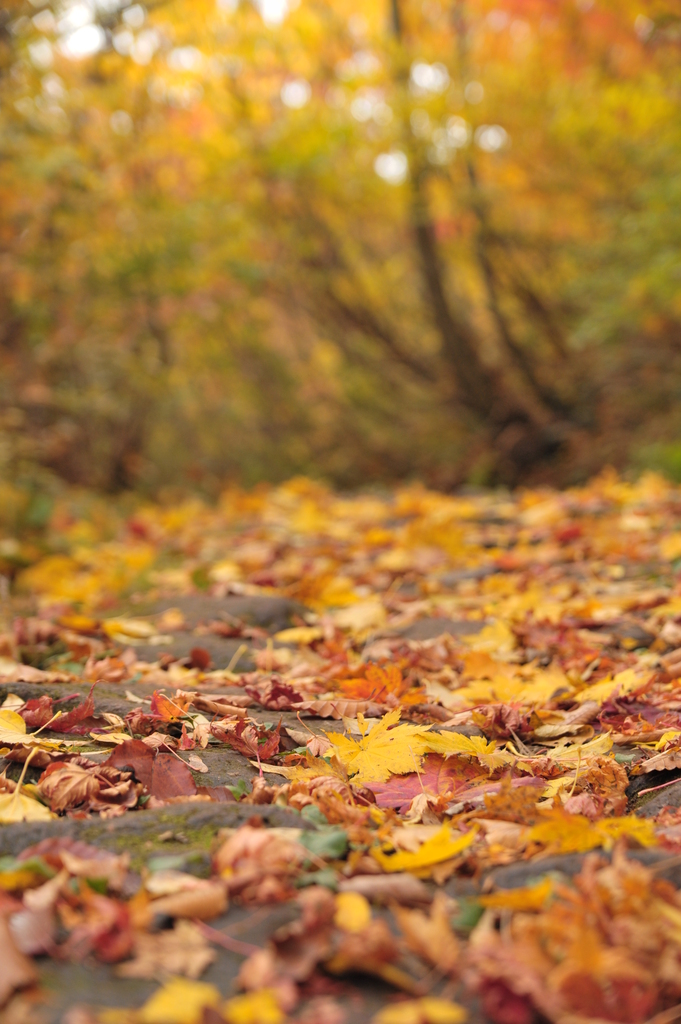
[0,791,53,824]
[326,709,431,785]
[137,977,222,1024]
[527,811,656,854]
[223,990,284,1024]
[424,732,512,772]
[372,825,478,876]
[479,878,554,912]
[334,891,372,933]
[372,998,467,1024]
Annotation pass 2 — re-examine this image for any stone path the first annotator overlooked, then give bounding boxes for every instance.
[3,593,681,1023]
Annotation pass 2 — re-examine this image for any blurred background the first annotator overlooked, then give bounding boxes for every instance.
[1,0,681,516]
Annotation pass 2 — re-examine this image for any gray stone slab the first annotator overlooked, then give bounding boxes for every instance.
[488,848,681,888]
[632,777,681,818]
[399,618,486,641]
[438,567,498,586]
[132,634,256,670]
[145,594,307,631]
[36,900,469,1024]
[0,801,310,859]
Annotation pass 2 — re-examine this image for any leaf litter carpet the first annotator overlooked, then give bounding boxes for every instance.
[5,474,681,1023]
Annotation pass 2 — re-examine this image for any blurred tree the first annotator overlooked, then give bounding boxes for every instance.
[2,0,681,495]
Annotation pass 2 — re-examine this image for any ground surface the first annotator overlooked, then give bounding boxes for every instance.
[5,476,681,1024]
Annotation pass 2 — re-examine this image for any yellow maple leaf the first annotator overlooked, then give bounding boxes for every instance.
[372,824,477,876]
[273,625,323,644]
[334,891,372,933]
[0,708,27,743]
[223,990,284,1024]
[138,977,222,1024]
[479,877,554,912]
[527,811,656,854]
[0,791,53,824]
[326,709,431,784]
[373,997,467,1024]
[461,620,515,655]
[533,733,613,764]
[259,749,347,783]
[424,732,512,771]
[0,708,66,751]
[574,668,649,705]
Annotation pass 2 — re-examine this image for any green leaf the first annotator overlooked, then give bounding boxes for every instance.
[300,804,329,827]
[294,868,338,891]
[299,827,348,860]
[226,778,249,801]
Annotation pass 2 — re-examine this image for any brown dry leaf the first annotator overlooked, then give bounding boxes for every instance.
[116,920,215,979]
[147,881,228,921]
[182,691,250,719]
[481,779,542,825]
[37,763,100,812]
[293,699,384,720]
[634,744,681,773]
[0,914,38,1008]
[532,701,600,739]
[324,917,409,989]
[372,825,478,877]
[338,875,432,906]
[214,825,306,902]
[392,892,460,974]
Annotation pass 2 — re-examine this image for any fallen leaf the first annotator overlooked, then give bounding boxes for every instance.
[424,732,511,772]
[137,977,222,1024]
[293,698,384,719]
[337,874,431,906]
[326,709,431,784]
[0,789,53,823]
[116,920,215,979]
[334,891,372,933]
[479,878,554,912]
[526,810,656,854]
[273,626,323,644]
[369,754,487,810]
[147,881,228,921]
[212,718,281,761]
[0,914,38,1008]
[392,892,459,974]
[186,753,208,773]
[223,989,285,1024]
[37,762,100,812]
[104,740,196,799]
[372,998,466,1024]
[372,825,477,876]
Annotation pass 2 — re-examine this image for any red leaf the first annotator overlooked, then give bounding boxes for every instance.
[18,695,55,728]
[480,980,537,1024]
[150,754,197,798]
[18,692,86,729]
[104,740,196,799]
[245,677,304,710]
[211,718,281,760]
[189,646,212,670]
[51,686,99,734]
[368,754,488,810]
[150,691,189,721]
[60,889,133,964]
[179,723,195,750]
[196,785,237,802]
[105,740,156,790]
